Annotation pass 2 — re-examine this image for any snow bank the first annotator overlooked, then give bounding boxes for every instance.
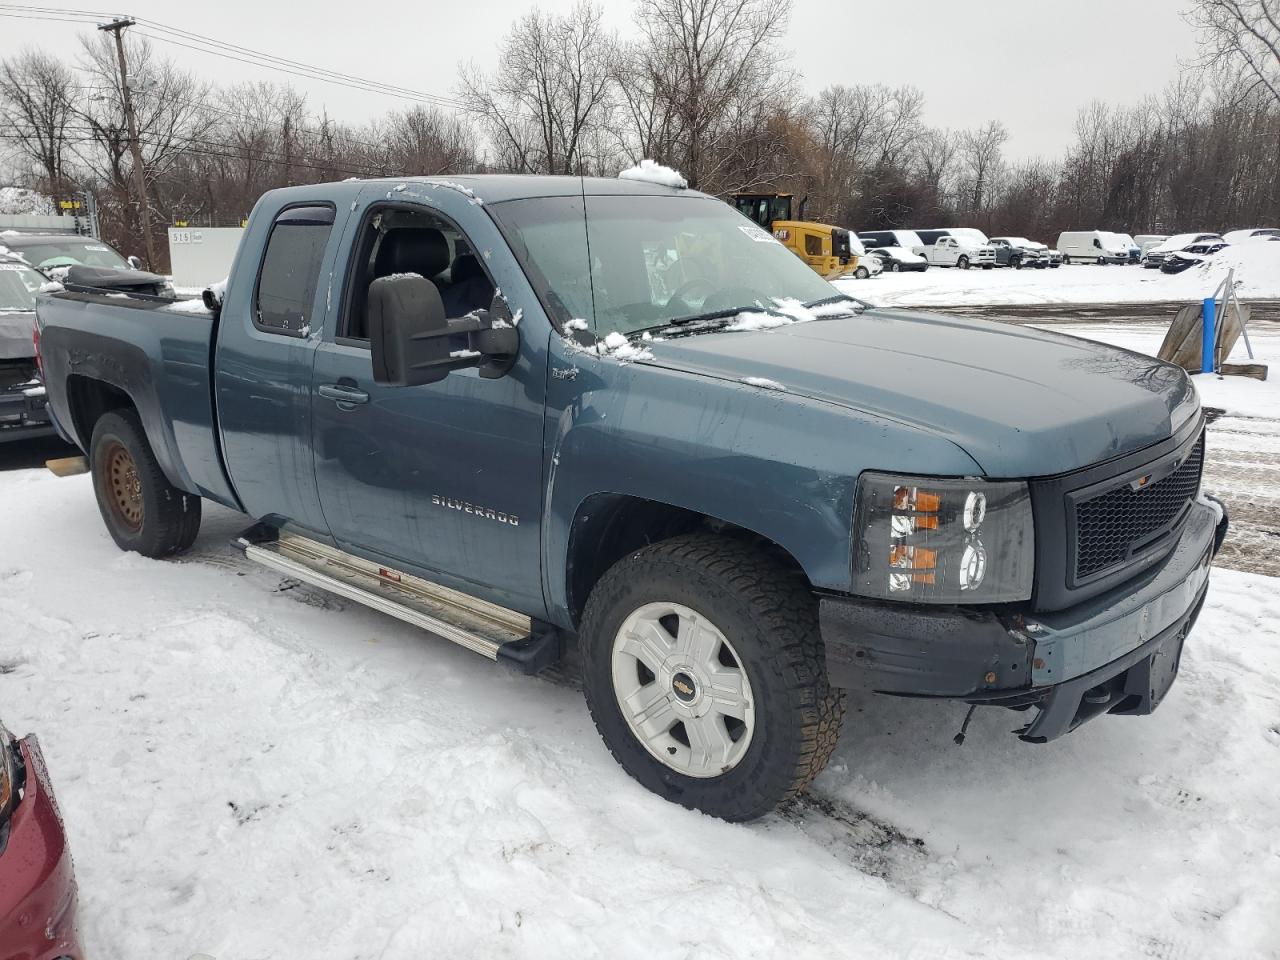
[617,159,688,189]
[741,376,787,391]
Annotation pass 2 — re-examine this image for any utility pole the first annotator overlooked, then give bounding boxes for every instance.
[98,18,158,271]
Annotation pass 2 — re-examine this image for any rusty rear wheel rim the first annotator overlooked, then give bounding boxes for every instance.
[104,441,144,531]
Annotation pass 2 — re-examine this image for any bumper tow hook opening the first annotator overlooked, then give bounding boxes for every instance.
[1083,685,1112,705]
[953,704,978,745]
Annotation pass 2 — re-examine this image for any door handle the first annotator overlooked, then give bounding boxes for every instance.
[318,383,369,406]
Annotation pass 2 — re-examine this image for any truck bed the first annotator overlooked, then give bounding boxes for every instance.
[36,291,240,508]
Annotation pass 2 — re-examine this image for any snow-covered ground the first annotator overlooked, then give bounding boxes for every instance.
[837,241,1280,308]
[1,461,1277,958]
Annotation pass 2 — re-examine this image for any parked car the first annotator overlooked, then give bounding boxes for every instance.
[1160,241,1228,274]
[1,255,54,442]
[1143,233,1225,269]
[1104,232,1142,263]
[1,718,83,959]
[1056,230,1129,264]
[857,229,926,256]
[850,253,883,279]
[1135,234,1169,256]
[36,174,1229,822]
[920,232,997,268]
[1221,227,1280,244]
[989,237,1049,269]
[867,246,928,272]
[845,234,881,279]
[0,232,139,274]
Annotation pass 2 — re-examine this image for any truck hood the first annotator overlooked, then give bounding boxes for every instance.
[0,310,35,360]
[643,309,1198,477]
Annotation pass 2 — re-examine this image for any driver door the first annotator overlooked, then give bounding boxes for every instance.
[310,191,549,615]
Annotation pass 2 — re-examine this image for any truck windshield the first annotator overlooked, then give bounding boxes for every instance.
[8,239,129,272]
[0,261,41,311]
[490,194,839,338]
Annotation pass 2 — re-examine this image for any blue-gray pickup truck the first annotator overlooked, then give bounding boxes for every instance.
[34,175,1229,821]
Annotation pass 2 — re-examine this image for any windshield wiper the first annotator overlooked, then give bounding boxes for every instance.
[804,293,865,312]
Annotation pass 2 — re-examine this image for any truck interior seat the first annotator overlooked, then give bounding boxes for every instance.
[373,227,450,281]
[443,254,494,317]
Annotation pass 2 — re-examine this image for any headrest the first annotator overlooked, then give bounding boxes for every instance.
[450,254,488,286]
[374,228,449,279]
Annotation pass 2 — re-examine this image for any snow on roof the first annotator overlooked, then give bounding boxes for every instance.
[1152,232,1222,253]
[618,160,687,190]
[1223,228,1280,244]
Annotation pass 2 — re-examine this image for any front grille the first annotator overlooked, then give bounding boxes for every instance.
[1073,436,1204,580]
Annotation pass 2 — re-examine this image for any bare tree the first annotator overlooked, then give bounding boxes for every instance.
[0,50,75,194]
[627,0,794,192]
[72,33,211,267]
[458,1,616,174]
[959,119,1008,214]
[1189,0,1280,106]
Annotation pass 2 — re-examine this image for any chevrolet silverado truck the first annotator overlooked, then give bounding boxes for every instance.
[35,175,1229,821]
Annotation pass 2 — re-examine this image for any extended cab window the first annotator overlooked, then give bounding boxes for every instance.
[255,205,335,334]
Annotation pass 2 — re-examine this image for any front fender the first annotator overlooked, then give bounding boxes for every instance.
[540,333,983,625]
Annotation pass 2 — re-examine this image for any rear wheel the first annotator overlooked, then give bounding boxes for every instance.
[580,534,845,821]
[1062,255,1072,265]
[90,409,201,557]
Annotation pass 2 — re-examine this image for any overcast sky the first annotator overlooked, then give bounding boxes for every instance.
[1,0,1203,160]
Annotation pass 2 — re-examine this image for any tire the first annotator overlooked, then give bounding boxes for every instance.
[1011,257,1022,270]
[1062,255,1071,265]
[891,262,900,272]
[958,256,970,270]
[1097,256,1106,265]
[90,408,202,558]
[579,534,845,822]
[854,266,869,279]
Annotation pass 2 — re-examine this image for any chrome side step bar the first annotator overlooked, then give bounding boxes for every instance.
[234,527,559,673]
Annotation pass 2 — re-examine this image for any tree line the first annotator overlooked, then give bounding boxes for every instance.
[2,0,1277,271]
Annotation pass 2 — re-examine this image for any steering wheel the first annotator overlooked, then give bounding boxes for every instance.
[667,276,716,308]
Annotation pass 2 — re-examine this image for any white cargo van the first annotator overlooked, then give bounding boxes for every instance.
[1056,231,1129,265]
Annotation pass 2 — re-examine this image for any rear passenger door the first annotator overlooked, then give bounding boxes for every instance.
[215,202,343,541]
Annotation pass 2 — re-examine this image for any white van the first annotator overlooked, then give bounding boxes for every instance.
[857,229,926,256]
[1056,231,1129,265]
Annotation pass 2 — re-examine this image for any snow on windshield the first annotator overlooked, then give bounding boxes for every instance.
[618,159,688,189]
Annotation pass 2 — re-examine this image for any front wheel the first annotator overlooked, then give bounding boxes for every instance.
[1062,255,1072,265]
[90,408,201,557]
[580,534,845,821]
[891,262,900,272]
[1011,257,1022,269]
[854,266,869,279]
[958,256,970,270]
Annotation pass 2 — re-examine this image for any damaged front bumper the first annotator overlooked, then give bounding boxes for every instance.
[0,381,53,443]
[819,495,1228,742]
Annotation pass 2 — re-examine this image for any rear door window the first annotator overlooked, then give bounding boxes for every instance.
[255,204,335,335]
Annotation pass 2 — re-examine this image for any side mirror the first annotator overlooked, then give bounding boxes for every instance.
[127,255,143,270]
[474,292,520,379]
[369,274,450,386]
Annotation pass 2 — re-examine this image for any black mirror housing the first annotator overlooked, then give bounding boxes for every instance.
[370,274,450,386]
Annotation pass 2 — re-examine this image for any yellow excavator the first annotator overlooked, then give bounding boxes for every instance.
[731,193,858,279]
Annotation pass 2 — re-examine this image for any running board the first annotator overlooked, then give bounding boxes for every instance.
[234,528,559,674]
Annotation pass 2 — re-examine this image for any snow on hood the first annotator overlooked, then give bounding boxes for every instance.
[618,160,688,189]
[1152,233,1222,254]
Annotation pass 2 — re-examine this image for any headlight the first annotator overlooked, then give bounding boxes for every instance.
[852,473,1034,603]
[0,722,18,824]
